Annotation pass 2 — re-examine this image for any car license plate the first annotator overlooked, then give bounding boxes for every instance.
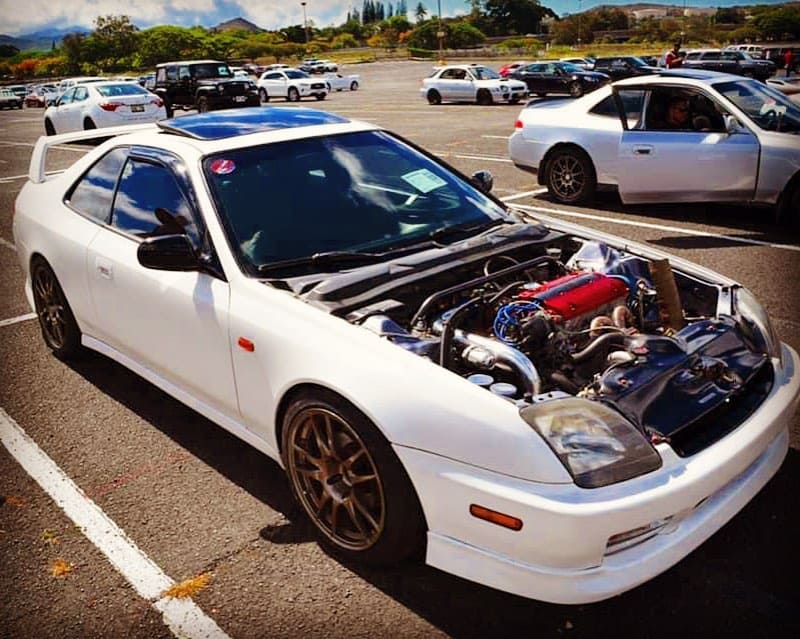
[131,104,144,112]
[234,96,246,102]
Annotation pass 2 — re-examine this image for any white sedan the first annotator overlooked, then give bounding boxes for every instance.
[509,70,800,224]
[43,81,166,135]
[421,64,528,105]
[325,72,361,92]
[14,107,799,604]
[256,69,328,102]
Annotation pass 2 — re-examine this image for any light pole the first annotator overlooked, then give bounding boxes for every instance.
[301,1,309,47]
[437,0,444,65]
[577,0,582,49]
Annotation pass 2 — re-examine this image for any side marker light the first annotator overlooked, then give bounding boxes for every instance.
[469,504,523,531]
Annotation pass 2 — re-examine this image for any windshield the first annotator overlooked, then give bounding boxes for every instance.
[472,66,501,80]
[715,79,800,133]
[204,131,507,274]
[96,84,150,97]
[560,63,584,73]
[629,57,648,67]
[285,70,311,79]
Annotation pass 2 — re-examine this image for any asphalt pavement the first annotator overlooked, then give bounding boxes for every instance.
[1,60,799,638]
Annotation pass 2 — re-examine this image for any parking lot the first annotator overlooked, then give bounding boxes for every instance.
[1,59,799,638]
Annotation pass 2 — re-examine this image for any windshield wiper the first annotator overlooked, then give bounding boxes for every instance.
[428,219,508,245]
[257,250,387,274]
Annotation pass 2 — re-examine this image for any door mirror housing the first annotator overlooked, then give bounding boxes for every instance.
[137,234,200,271]
[470,170,494,194]
[724,114,744,134]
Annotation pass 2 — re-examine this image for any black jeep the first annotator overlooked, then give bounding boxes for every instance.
[154,60,260,116]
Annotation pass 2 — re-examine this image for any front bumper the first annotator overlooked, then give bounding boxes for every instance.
[396,343,799,604]
[205,94,260,109]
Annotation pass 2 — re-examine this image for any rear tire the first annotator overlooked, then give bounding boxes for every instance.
[426,89,441,105]
[44,119,55,136]
[31,257,82,360]
[197,96,210,113]
[287,87,300,102]
[83,118,96,130]
[281,390,426,566]
[350,81,359,91]
[546,147,597,204]
[164,99,174,118]
[777,182,800,229]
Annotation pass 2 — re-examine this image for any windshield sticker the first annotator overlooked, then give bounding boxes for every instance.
[210,159,236,175]
[401,169,447,193]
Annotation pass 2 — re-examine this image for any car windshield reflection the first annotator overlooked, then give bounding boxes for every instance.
[203,131,506,275]
[715,79,800,132]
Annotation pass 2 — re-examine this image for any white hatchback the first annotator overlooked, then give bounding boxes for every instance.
[421,64,528,105]
[43,81,166,135]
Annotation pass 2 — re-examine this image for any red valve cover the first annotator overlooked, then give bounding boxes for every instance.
[517,272,628,320]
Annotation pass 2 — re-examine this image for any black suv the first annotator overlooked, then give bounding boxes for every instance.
[682,50,776,81]
[154,59,260,116]
[592,56,660,81]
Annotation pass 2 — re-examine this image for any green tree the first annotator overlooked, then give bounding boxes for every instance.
[448,22,486,47]
[91,14,138,71]
[138,26,202,67]
[60,32,86,74]
[484,0,555,36]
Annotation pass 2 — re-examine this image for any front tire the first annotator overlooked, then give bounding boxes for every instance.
[287,87,300,102]
[31,257,82,360]
[83,118,96,130]
[350,81,358,91]
[259,88,269,103]
[281,390,426,565]
[569,81,584,98]
[476,89,493,105]
[316,93,326,101]
[44,119,55,136]
[546,147,597,204]
[197,96,210,113]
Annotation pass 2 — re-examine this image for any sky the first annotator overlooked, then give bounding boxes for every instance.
[0,0,791,37]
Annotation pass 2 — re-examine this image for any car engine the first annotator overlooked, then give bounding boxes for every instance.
[336,236,772,451]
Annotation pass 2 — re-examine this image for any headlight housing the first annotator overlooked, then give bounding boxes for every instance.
[520,398,661,488]
[735,287,782,365]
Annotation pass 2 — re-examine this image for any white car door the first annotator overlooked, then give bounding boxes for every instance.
[438,68,471,101]
[616,87,759,204]
[260,72,288,98]
[51,88,79,133]
[85,149,238,416]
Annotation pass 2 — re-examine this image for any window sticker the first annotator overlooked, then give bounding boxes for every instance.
[210,159,236,175]
[401,169,447,194]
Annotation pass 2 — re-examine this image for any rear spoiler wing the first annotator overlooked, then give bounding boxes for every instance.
[28,123,158,184]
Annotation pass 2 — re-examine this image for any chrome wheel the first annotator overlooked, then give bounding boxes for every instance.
[285,407,386,551]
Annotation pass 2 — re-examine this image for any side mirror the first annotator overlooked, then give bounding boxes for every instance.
[137,234,200,271]
[724,114,743,134]
[470,170,494,194]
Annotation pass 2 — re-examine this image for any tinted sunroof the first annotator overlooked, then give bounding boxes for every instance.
[157,107,350,140]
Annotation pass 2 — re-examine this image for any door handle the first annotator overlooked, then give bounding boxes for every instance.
[632,145,653,156]
[95,257,113,280]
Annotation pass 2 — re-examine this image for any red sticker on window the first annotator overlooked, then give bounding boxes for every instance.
[210,159,236,175]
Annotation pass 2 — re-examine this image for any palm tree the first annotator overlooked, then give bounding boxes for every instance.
[415,2,428,23]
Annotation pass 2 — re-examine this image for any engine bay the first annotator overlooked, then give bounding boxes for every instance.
[328,231,772,450]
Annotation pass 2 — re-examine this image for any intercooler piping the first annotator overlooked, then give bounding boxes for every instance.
[432,318,543,397]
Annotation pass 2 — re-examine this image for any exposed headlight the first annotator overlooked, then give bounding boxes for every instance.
[520,398,661,488]
[735,287,782,364]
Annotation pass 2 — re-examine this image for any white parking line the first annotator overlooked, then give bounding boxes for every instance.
[0,141,85,152]
[481,135,511,140]
[0,313,35,328]
[509,202,800,253]
[501,188,547,201]
[0,408,232,639]
[431,151,511,163]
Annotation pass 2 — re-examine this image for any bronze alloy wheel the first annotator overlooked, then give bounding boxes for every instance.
[31,259,80,358]
[285,407,386,551]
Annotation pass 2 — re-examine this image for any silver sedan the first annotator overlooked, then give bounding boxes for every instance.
[509,70,800,225]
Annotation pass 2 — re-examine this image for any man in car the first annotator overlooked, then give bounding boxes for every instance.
[665,43,684,69]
